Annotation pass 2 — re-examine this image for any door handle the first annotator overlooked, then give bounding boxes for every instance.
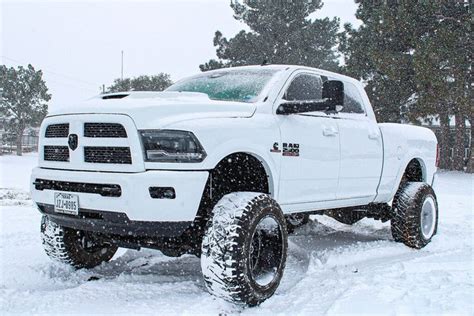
[368,132,379,139]
[323,127,338,137]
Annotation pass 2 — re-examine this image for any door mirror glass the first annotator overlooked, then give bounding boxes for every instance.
[322,80,344,111]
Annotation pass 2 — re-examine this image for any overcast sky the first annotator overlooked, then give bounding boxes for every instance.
[1,0,360,110]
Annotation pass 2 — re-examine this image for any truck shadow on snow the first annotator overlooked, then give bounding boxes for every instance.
[47,216,393,293]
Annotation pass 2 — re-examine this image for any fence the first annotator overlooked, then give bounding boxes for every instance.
[1,133,39,154]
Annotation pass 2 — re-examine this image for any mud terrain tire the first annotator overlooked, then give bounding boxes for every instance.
[391,182,438,249]
[41,215,118,269]
[201,193,288,306]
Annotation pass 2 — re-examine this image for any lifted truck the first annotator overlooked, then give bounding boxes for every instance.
[32,65,439,306]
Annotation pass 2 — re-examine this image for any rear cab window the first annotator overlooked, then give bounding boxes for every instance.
[341,82,366,115]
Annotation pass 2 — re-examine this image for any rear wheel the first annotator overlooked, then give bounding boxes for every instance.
[41,215,118,269]
[201,192,288,306]
[391,182,438,249]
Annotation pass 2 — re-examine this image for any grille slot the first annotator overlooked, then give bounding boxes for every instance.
[45,124,69,138]
[84,123,127,138]
[44,146,69,162]
[84,147,132,164]
[33,178,121,197]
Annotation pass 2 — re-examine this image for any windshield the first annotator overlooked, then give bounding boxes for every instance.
[166,69,279,103]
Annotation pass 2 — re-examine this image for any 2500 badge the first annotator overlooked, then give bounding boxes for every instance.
[270,142,300,157]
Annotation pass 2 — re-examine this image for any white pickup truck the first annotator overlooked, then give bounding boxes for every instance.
[31,65,439,306]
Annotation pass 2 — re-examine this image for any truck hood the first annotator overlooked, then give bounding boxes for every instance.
[47,92,257,129]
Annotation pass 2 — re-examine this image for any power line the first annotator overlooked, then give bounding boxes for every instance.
[42,76,100,93]
[1,55,101,88]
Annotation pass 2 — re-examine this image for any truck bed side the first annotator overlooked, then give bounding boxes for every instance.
[374,123,438,203]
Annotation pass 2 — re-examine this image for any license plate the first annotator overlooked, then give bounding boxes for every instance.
[54,193,79,215]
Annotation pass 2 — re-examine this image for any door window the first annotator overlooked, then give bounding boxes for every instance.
[342,82,365,114]
[284,74,322,101]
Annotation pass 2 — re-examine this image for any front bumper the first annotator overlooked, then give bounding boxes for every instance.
[31,167,209,222]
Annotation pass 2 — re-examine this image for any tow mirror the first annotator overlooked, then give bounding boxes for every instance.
[322,80,344,111]
[277,80,344,115]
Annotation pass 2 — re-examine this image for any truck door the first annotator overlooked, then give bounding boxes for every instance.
[335,81,383,203]
[275,72,340,206]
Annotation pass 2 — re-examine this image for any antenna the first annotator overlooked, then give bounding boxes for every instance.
[121,50,124,81]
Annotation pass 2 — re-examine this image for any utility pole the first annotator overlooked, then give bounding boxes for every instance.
[121,50,124,82]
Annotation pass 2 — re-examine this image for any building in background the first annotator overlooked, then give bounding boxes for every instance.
[423,117,472,168]
[0,116,39,154]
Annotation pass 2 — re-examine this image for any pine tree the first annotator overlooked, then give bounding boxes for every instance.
[341,1,470,171]
[0,64,50,156]
[340,2,420,123]
[200,0,341,72]
[411,1,470,170]
[106,74,172,93]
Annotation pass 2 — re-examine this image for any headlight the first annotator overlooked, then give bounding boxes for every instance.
[139,130,207,163]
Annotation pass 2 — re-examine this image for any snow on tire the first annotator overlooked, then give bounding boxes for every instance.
[391,182,439,249]
[201,192,288,306]
[41,215,118,269]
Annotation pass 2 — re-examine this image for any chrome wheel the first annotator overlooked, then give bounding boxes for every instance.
[420,196,437,239]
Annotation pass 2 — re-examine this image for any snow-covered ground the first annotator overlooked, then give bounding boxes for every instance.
[1,154,473,315]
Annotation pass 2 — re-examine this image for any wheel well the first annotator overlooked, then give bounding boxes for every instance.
[188,153,271,245]
[402,159,424,183]
[209,152,270,200]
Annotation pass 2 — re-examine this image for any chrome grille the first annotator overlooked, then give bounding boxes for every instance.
[45,124,69,138]
[44,146,69,162]
[84,147,132,164]
[84,123,127,138]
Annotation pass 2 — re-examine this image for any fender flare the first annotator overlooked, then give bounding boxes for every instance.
[389,154,428,200]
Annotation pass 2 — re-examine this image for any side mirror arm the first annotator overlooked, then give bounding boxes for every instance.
[276,100,331,115]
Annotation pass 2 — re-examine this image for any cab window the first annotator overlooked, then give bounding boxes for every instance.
[342,82,365,114]
[283,74,322,101]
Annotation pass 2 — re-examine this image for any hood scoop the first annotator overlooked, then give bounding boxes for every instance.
[99,91,210,101]
[101,93,130,100]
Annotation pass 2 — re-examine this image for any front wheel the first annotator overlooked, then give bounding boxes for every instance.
[201,193,288,306]
[391,182,439,249]
[41,215,118,269]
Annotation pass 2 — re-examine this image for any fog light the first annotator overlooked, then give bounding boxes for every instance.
[149,187,176,199]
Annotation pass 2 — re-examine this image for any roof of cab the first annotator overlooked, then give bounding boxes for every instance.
[196,64,361,85]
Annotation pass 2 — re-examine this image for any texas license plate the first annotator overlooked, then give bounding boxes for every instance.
[54,193,79,215]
